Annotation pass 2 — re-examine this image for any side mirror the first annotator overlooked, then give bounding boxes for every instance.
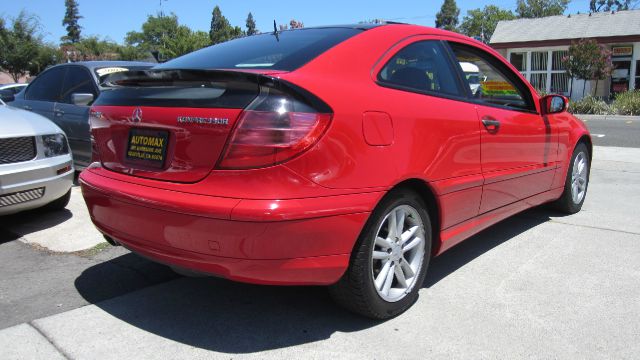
[71,93,94,106]
[541,94,568,115]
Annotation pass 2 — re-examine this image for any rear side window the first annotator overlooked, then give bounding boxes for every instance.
[449,42,535,112]
[378,41,463,97]
[25,67,66,102]
[61,66,98,103]
[155,28,362,71]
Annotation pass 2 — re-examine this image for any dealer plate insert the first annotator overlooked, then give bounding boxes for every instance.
[126,128,169,168]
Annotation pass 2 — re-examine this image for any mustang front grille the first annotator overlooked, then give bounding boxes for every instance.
[0,187,45,207]
[0,136,37,164]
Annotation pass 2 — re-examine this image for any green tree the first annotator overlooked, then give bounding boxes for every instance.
[590,0,630,11]
[210,6,243,45]
[289,19,304,29]
[563,39,613,97]
[0,12,45,81]
[516,0,570,18]
[74,36,121,60]
[435,0,460,31]
[125,13,210,61]
[246,12,258,35]
[27,44,61,76]
[459,6,516,43]
[61,0,82,44]
[164,28,211,58]
[116,45,146,61]
[126,13,180,60]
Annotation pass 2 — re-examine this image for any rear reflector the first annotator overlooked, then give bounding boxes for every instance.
[56,165,72,175]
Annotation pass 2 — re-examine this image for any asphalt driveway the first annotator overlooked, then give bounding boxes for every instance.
[1,142,639,359]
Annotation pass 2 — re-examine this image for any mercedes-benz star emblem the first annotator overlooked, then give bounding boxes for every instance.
[131,107,143,123]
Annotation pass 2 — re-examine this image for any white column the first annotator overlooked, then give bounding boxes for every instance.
[631,42,640,91]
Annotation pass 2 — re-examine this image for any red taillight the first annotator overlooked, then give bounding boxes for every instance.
[217,85,332,170]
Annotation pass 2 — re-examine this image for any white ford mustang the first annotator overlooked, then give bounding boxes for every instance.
[0,99,74,215]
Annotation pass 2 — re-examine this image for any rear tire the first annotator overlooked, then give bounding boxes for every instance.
[44,189,71,211]
[329,189,431,319]
[553,142,590,214]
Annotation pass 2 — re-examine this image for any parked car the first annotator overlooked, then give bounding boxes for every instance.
[0,83,28,102]
[0,99,74,216]
[80,24,591,319]
[11,61,154,169]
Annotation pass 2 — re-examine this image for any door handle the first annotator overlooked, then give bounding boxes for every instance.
[55,110,65,117]
[482,118,501,132]
[23,106,32,111]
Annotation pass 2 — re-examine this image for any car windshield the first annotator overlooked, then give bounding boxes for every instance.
[155,27,363,71]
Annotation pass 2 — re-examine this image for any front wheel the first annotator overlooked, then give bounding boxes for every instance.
[329,189,431,319]
[553,142,590,214]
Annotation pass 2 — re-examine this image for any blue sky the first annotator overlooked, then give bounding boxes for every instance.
[2,0,589,45]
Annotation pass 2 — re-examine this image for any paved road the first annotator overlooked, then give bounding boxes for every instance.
[579,116,640,148]
[1,115,639,359]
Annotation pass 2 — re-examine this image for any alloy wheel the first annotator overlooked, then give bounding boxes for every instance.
[371,205,426,302]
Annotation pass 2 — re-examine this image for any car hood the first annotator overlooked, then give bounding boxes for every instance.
[0,105,64,138]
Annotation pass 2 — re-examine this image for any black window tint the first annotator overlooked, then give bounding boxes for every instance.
[378,41,462,97]
[155,28,362,71]
[450,43,535,112]
[25,67,66,102]
[61,66,97,104]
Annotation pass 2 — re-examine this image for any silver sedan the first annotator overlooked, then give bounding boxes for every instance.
[0,99,74,215]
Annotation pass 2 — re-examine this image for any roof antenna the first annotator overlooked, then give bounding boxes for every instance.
[273,20,280,42]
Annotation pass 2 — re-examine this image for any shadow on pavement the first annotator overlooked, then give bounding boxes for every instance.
[0,208,73,240]
[73,207,559,354]
[424,207,558,288]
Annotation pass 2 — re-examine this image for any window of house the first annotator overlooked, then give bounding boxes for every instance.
[510,52,527,74]
[509,49,570,95]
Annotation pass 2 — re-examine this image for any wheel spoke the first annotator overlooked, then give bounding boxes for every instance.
[374,260,392,290]
[394,264,408,288]
[403,236,423,253]
[375,236,391,249]
[372,251,390,260]
[396,209,405,239]
[388,211,397,238]
[400,226,418,245]
[382,263,395,295]
[400,258,415,278]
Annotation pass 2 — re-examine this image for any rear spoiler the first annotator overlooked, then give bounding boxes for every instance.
[95,69,330,112]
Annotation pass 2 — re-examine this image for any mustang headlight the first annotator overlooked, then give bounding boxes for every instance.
[42,133,69,157]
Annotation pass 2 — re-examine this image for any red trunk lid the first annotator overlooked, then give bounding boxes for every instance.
[89,70,264,183]
[91,105,243,183]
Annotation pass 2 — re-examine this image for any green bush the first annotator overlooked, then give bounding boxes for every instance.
[612,90,640,116]
[569,95,614,115]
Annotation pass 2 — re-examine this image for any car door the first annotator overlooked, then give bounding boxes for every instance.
[12,66,66,123]
[374,38,483,229]
[448,42,557,213]
[55,66,99,167]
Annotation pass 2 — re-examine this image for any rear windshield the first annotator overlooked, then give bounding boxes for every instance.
[154,27,363,71]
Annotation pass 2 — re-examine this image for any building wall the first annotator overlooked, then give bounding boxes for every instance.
[497,42,640,101]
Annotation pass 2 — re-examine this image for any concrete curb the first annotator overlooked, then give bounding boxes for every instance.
[574,114,640,121]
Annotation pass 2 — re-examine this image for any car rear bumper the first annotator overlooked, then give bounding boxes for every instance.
[0,156,74,215]
[80,169,380,285]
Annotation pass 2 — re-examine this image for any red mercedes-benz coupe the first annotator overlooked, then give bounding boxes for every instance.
[81,23,591,319]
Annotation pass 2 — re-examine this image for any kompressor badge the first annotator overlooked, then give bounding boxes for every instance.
[177,116,229,125]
